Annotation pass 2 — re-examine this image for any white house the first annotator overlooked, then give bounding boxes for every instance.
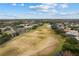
[0,28,4,32]
[0,26,16,37]
[75,37,79,40]
[65,30,79,37]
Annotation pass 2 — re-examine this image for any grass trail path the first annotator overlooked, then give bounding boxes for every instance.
[0,23,64,56]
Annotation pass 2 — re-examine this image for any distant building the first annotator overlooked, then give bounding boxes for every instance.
[15,24,26,34]
[75,37,79,40]
[0,28,4,33]
[64,27,71,32]
[56,23,65,29]
[65,30,79,37]
[0,26,16,37]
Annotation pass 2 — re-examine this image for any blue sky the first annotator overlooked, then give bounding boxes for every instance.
[0,3,79,19]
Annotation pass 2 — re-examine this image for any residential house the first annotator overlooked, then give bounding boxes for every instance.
[56,23,65,30]
[75,37,79,40]
[65,30,79,37]
[0,26,16,37]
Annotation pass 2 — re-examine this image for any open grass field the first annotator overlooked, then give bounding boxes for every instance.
[0,23,65,56]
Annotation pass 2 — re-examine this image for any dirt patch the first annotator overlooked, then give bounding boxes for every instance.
[0,24,64,56]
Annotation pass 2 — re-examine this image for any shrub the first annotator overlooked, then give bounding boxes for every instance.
[0,33,12,45]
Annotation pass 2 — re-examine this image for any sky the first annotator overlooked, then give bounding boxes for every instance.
[0,3,79,19]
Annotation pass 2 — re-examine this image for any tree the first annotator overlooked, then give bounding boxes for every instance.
[0,33,12,45]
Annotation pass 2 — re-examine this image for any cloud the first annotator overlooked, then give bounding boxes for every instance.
[59,12,68,15]
[21,3,24,6]
[29,3,57,12]
[41,3,57,8]
[29,5,49,11]
[12,3,16,6]
[61,4,68,8]
[51,9,57,13]
[9,3,79,19]
[12,3,25,7]
[59,11,78,15]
